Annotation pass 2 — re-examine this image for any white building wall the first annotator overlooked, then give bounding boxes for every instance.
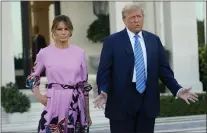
[0,2,1,87]
[204,2,207,44]
[163,2,203,92]
[159,2,166,46]
[142,2,156,34]
[49,4,55,45]
[60,2,102,54]
[2,2,15,86]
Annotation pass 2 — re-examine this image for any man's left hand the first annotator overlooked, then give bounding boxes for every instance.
[177,88,198,104]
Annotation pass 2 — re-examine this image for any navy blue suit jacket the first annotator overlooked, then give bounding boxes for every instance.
[96,29,182,120]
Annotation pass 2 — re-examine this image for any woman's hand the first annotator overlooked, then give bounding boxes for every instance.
[86,113,92,127]
[36,94,48,106]
[32,88,48,106]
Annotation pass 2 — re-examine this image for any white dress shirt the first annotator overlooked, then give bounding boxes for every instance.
[126,28,147,82]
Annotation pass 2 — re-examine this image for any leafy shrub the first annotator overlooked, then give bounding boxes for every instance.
[1,82,31,113]
[87,14,110,43]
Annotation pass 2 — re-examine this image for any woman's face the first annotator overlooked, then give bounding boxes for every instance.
[53,21,71,42]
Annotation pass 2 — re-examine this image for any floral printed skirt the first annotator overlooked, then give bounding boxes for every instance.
[37,83,90,133]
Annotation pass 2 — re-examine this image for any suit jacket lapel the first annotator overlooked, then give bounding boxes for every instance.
[121,28,133,55]
[142,30,151,78]
[120,28,134,77]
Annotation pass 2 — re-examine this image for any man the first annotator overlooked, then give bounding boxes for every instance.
[94,4,198,133]
[32,26,47,63]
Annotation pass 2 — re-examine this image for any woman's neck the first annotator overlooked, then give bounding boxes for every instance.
[55,41,69,49]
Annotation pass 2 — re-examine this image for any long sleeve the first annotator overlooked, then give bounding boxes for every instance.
[96,37,113,94]
[81,52,92,93]
[26,49,45,89]
[81,51,88,81]
[157,37,182,96]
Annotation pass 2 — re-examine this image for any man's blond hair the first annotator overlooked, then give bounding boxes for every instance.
[122,3,144,19]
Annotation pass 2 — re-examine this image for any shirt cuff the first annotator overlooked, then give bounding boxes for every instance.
[175,88,183,99]
[101,86,107,94]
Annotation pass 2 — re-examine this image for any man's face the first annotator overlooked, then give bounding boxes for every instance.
[123,9,144,34]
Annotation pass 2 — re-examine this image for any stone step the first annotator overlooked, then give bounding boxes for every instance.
[2,100,206,125]
[2,115,206,133]
[1,101,105,125]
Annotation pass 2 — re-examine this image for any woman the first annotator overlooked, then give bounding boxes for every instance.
[26,15,92,133]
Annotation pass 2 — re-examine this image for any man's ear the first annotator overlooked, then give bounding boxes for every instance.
[122,17,126,25]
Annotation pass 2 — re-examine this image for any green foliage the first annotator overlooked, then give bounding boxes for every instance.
[159,80,166,93]
[197,20,205,46]
[160,93,207,117]
[1,82,31,113]
[87,14,110,43]
[164,48,170,61]
[199,45,207,91]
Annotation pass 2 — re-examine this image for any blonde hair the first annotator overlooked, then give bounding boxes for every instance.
[122,4,144,19]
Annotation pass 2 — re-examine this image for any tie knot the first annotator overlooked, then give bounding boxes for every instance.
[134,34,139,39]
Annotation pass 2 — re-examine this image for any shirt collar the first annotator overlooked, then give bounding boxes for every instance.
[126,28,143,40]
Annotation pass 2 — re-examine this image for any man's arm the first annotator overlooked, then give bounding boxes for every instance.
[157,36,182,96]
[96,37,113,94]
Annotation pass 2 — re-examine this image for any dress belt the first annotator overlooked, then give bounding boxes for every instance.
[47,81,92,92]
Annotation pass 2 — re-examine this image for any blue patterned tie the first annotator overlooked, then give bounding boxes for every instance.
[134,34,146,93]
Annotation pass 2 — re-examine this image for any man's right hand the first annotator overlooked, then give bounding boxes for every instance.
[93,91,107,109]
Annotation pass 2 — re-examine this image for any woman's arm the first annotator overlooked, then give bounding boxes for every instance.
[81,50,92,126]
[26,49,47,105]
[84,93,90,117]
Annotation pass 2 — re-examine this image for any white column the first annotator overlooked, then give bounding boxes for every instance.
[205,2,207,44]
[144,2,165,45]
[141,2,156,34]
[0,3,1,87]
[2,2,15,86]
[159,2,166,46]
[49,3,55,44]
[109,1,133,33]
[163,2,203,92]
